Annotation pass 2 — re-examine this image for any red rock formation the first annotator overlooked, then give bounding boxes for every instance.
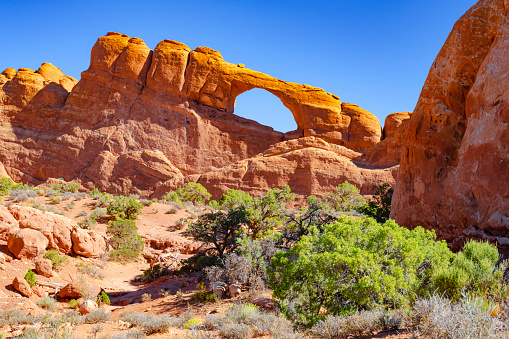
[363,112,412,168]
[391,0,509,246]
[0,32,401,199]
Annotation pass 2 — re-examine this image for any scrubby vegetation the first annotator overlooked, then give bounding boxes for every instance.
[0,179,507,339]
[43,249,68,271]
[163,182,211,205]
[106,218,144,261]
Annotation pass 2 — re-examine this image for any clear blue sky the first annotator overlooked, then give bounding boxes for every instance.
[2,0,477,132]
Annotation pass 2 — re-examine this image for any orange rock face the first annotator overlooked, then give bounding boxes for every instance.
[0,32,401,199]
[391,0,509,247]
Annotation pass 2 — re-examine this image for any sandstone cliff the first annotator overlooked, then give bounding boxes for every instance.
[0,32,404,199]
[391,0,509,247]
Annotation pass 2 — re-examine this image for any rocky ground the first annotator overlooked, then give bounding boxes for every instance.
[0,183,416,338]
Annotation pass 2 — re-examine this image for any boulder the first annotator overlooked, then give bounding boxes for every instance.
[79,300,98,315]
[35,258,53,278]
[10,206,75,254]
[12,277,32,297]
[0,205,19,241]
[7,229,48,259]
[71,228,107,258]
[59,281,101,300]
[229,284,241,298]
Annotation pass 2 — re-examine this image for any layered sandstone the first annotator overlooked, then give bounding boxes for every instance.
[0,32,403,199]
[391,0,509,246]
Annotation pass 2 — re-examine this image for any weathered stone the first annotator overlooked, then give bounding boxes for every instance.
[7,229,48,259]
[71,228,107,258]
[59,281,101,300]
[79,300,98,315]
[35,258,53,278]
[391,0,509,246]
[13,277,32,297]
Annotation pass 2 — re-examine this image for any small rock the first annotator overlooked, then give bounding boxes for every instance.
[59,281,101,300]
[79,300,98,315]
[12,277,32,297]
[229,284,241,298]
[35,257,53,278]
[7,229,48,259]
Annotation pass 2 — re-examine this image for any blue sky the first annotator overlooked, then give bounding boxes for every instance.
[2,0,477,132]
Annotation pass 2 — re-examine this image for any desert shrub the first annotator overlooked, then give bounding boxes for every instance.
[141,293,152,302]
[205,238,276,291]
[432,240,507,301]
[190,290,218,303]
[0,177,17,195]
[110,330,146,339]
[215,304,302,339]
[139,198,152,206]
[78,217,97,229]
[184,318,202,330]
[203,314,222,329]
[120,312,178,334]
[68,299,79,309]
[77,263,105,279]
[107,195,143,220]
[0,308,37,326]
[167,206,179,214]
[176,253,222,275]
[89,188,101,198]
[84,309,110,324]
[268,216,452,327]
[37,296,56,310]
[187,208,247,256]
[323,180,366,212]
[158,289,170,298]
[91,207,107,219]
[218,322,254,339]
[50,181,80,194]
[60,310,83,325]
[412,294,507,338]
[77,210,88,218]
[43,249,68,271]
[164,182,211,205]
[97,291,110,305]
[24,268,36,287]
[142,264,170,282]
[212,187,294,238]
[358,183,393,223]
[107,218,144,261]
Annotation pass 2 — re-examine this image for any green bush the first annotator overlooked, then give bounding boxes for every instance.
[323,181,366,212]
[43,249,68,271]
[0,178,17,195]
[268,216,452,327]
[24,269,36,287]
[142,264,170,282]
[431,240,507,301]
[164,182,211,205]
[37,296,56,310]
[107,218,144,261]
[97,291,111,305]
[187,209,247,256]
[359,183,393,223]
[107,195,143,220]
[190,291,218,303]
[210,186,294,238]
[68,299,79,309]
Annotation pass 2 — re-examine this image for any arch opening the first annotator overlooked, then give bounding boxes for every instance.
[232,88,298,133]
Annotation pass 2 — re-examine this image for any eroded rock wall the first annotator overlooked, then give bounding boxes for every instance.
[0,32,401,199]
[391,0,509,246]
